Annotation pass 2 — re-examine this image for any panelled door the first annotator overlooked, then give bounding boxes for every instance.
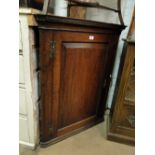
[39,30,112,142]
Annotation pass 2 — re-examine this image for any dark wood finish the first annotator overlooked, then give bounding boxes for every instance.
[108,12,135,145]
[59,43,108,127]
[36,15,125,146]
[19,0,44,10]
[107,37,135,145]
[35,15,125,31]
[40,118,102,147]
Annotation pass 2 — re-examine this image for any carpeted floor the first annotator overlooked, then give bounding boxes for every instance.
[19,119,135,155]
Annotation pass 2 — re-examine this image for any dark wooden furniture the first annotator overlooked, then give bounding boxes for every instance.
[19,0,45,10]
[35,15,125,146]
[107,35,135,145]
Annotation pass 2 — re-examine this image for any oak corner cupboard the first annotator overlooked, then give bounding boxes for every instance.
[35,15,125,146]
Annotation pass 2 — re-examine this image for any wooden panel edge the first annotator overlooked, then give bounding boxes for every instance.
[107,132,135,146]
[57,116,96,136]
[40,118,103,147]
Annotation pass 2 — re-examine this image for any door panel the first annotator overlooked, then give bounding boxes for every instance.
[58,42,109,129]
[39,31,111,142]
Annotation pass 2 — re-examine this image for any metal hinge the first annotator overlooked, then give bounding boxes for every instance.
[50,41,56,60]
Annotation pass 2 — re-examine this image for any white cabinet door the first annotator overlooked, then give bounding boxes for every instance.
[19,55,25,84]
[19,21,23,52]
[19,88,27,115]
[19,117,29,142]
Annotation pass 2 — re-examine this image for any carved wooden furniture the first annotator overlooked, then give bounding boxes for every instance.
[107,35,135,145]
[35,15,125,146]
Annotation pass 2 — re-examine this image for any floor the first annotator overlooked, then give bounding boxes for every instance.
[20,115,135,155]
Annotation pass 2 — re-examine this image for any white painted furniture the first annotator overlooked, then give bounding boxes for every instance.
[19,9,40,149]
